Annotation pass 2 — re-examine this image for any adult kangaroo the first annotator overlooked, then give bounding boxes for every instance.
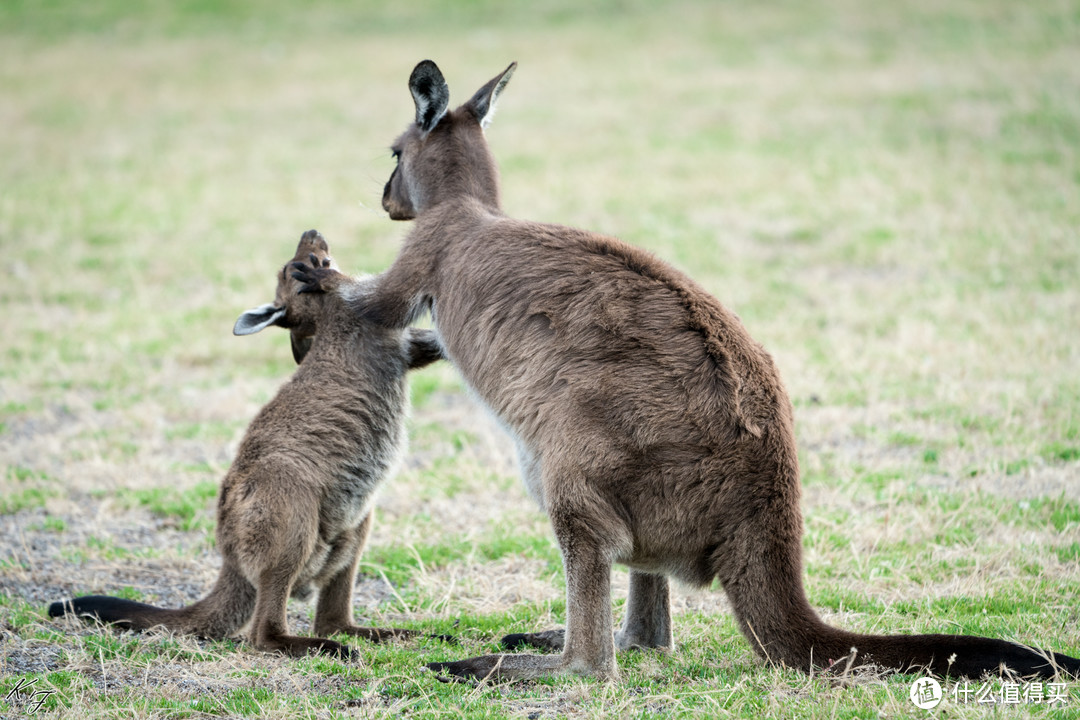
[50,231,444,658]
[326,60,1079,681]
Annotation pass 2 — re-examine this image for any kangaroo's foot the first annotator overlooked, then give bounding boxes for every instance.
[502,624,671,653]
[501,628,565,652]
[470,490,619,682]
[614,626,673,652]
[427,652,572,683]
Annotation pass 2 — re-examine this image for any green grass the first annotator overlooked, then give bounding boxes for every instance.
[364,526,563,587]
[2,0,1079,718]
[0,486,56,514]
[115,479,219,531]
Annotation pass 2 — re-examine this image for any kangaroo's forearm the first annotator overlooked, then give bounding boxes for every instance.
[361,255,431,329]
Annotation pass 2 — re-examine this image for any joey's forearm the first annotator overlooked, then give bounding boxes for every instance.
[405,329,444,370]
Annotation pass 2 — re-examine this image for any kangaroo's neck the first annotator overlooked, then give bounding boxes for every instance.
[431,165,499,212]
[419,195,499,231]
[422,120,501,212]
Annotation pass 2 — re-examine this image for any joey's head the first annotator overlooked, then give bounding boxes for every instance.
[233,229,338,364]
[382,60,516,220]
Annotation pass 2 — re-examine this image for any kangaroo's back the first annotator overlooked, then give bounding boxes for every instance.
[420,207,781,454]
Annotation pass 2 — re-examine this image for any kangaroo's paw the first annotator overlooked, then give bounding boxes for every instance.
[290,255,335,294]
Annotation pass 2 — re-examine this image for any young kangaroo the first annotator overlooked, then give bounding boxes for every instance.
[299,60,1080,682]
[49,230,444,659]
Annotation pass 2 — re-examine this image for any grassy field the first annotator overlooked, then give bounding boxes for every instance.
[2,0,1078,717]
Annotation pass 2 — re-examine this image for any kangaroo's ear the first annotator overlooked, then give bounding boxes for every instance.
[410,60,450,134]
[465,61,516,129]
[233,303,286,336]
[290,333,313,364]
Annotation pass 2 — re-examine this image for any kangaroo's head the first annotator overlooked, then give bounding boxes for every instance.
[382,60,516,221]
[233,230,338,364]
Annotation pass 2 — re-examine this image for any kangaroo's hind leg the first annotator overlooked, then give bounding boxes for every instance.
[431,465,625,681]
[615,571,672,651]
[502,571,671,654]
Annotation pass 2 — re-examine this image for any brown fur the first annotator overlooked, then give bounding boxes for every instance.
[49,230,444,659]
[314,60,1080,682]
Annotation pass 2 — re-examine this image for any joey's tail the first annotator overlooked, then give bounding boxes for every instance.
[49,565,255,640]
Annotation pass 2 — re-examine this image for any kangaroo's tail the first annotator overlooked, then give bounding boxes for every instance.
[49,565,255,640]
[722,533,1080,678]
[717,458,1079,679]
[826,627,1080,678]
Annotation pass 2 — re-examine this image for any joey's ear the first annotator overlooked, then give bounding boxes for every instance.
[233,303,286,336]
[409,60,450,134]
[290,333,313,364]
[465,61,516,129]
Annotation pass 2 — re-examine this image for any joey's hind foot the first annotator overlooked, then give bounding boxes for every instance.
[258,635,358,661]
[301,640,358,661]
[335,625,417,643]
[325,624,456,644]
